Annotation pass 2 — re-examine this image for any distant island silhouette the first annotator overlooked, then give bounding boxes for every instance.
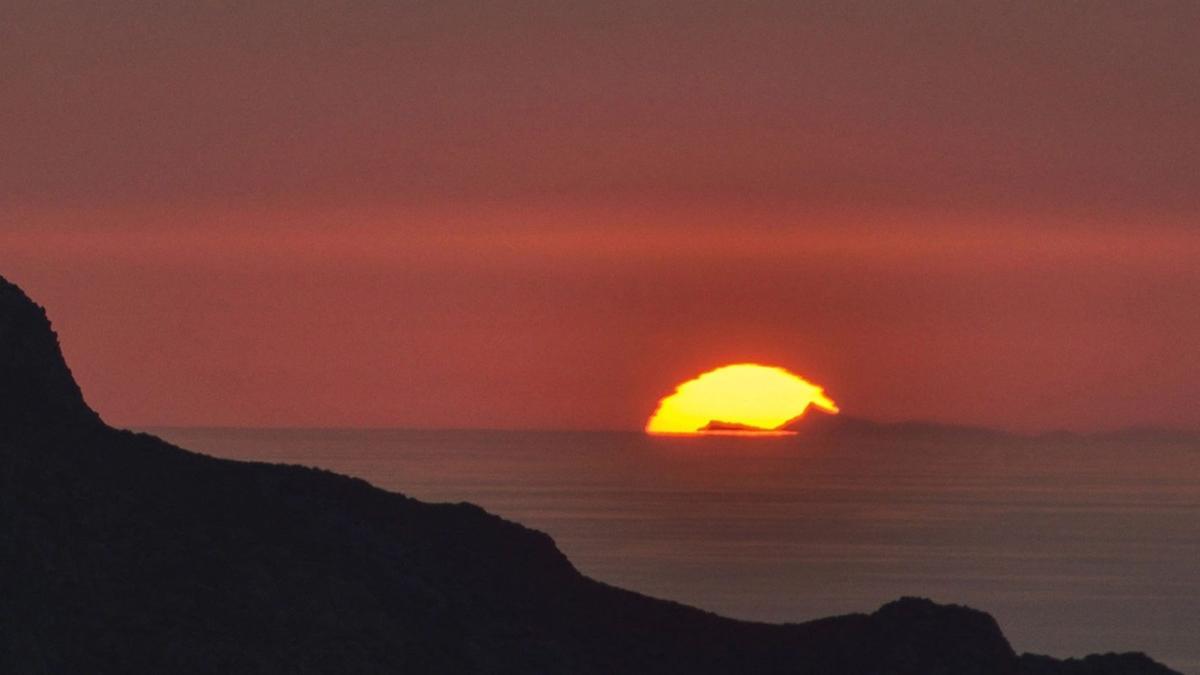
[697,420,794,434]
[783,409,1200,446]
[0,273,1182,674]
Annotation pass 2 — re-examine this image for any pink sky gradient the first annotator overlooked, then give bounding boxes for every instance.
[3,2,1198,431]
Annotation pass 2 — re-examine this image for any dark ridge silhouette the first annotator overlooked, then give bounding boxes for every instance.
[790,413,1019,443]
[0,274,1180,674]
[786,410,1200,446]
[698,420,778,433]
[1020,653,1180,675]
[1090,426,1200,445]
[784,411,1014,443]
[0,276,102,431]
[1029,427,1200,447]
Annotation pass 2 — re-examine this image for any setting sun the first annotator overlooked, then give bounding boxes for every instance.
[645,363,839,434]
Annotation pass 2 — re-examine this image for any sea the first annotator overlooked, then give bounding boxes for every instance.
[149,427,1200,674]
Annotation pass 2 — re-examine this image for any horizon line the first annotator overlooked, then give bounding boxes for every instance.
[129,420,1200,437]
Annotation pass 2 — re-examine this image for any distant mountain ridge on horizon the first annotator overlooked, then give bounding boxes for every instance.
[783,410,1200,444]
[0,272,1182,675]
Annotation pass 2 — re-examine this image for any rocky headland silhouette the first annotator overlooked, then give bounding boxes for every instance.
[0,274,1181,674]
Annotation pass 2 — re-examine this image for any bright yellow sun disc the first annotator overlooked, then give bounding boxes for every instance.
[645,363,838,434]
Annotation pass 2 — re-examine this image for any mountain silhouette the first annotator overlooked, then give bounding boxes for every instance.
[0,274,1180,674]
[785,409,1200,446]
[784,410,1014,442]
[698,420,780,433]
[0,277,102,430]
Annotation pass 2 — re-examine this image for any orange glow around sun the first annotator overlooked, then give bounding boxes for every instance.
[645,363,839,434]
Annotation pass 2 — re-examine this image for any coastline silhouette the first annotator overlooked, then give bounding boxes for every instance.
[0,273,1181,674]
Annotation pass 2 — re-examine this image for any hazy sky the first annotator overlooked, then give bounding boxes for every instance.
[3,1,1198,431]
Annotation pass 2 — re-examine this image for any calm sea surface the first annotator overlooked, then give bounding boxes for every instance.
[149,428,1200,673]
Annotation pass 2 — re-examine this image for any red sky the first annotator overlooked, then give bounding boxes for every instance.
[3,2,1198,432]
